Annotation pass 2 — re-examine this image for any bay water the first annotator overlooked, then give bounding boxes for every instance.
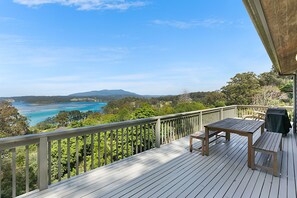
[13,101,107,126]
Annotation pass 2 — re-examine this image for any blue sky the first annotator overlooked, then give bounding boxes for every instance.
[0,0,272,97]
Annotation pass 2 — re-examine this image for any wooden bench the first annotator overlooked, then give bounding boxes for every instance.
[189,130,224,156]
[251,132,282,176]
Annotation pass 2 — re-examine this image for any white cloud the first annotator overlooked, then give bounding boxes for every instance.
[152,19,229,29]
[13,0,146,10]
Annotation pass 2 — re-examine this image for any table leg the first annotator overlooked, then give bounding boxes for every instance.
[248,134,253,168]
[226,132,230,141]
[205,127,209,156]
[261,125,264,134]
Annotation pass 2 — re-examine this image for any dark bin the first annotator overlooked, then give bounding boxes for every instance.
[265,108,292,135]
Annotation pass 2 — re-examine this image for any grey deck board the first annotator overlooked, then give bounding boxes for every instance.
[19,129,297,198]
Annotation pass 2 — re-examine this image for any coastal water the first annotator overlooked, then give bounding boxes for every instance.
[13,101,107,126]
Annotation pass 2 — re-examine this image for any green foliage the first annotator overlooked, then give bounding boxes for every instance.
[0,101,30,137]
[175,102,206,113]
[203,91,226,107]
[131,104,156,119]
[222,72,261,105]
[1,147,38,198]
[221,68,293,105]
[157,104,175,115]
[280,81,293,93]
[116,108,131,121]
[54,111,69,127]
[258,70,283,87]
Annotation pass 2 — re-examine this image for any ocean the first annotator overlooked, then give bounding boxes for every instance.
[12,101,107,126]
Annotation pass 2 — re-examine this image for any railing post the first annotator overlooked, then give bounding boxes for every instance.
[155,118,161,148]
[234,105,238,118]
[220,108,224,120]
[38,137,48,191]
[199,111,203,131]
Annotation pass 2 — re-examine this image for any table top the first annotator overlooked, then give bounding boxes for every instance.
[205,118,264,134]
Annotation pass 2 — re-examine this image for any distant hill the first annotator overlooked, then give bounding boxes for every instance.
[69,89,141,97]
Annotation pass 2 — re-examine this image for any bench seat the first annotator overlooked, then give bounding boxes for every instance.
[189,130,223,156]
[252,132,282,176]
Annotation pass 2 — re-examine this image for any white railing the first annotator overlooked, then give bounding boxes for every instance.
[237,105,294,120]
[3,104,291,197]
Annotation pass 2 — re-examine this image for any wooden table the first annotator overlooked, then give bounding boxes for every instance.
[204,118,265,168]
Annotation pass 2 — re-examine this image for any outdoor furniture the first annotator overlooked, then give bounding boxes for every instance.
[243,111,265,121]
[265,108,291,136]
[251,132,282,176]
[204,118,265,168]
[189,130,224,156]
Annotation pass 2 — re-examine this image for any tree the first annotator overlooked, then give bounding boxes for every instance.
[175,102,205,113]
[258,70,283,87]
[203,91,226,107]
[0,101,29,137]
[54,111,69,127]
[221,72,260,105]
[252,86,285,106]
[131,104,156,119]
[178,90,192,103]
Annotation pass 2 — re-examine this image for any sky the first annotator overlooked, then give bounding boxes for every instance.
[0,0,272,97]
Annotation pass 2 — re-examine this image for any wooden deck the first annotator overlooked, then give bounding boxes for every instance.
[21,130,297,198]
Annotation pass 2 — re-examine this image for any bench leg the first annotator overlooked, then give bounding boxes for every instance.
[273,152,278,176]
[201,140,205,156]
[189,137,193,152]
[251,147,255,170]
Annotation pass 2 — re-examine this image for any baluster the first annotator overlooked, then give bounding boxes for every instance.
[144,124,147,151]
[76,136,79,175]
[188,116,191,134]
[48,142,51,184]
[98,132,101,167]
[11,148,16,198]
[126,127,128,157]
[162,121,168,144]
[110,130,113,163]
[131,127,134,155]
[135,126,138,154]
[140,125,143,153]
[199,111,203,131]
[175,118,178,139]
[91,134,94,169]
[83,135,87,172]
[143,124,147,151]
[121,128,124,159]
[104,131,107,165]
[67,138,70,178]
[116,129,119,160]
[148,124,151,148]
[153,123,156,148]
[58,140,61,181]
[25,145,29,192]
[169,120,172,141]
[161,122,164,145]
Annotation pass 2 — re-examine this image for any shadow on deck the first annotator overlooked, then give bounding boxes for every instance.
[21,129,297,198]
